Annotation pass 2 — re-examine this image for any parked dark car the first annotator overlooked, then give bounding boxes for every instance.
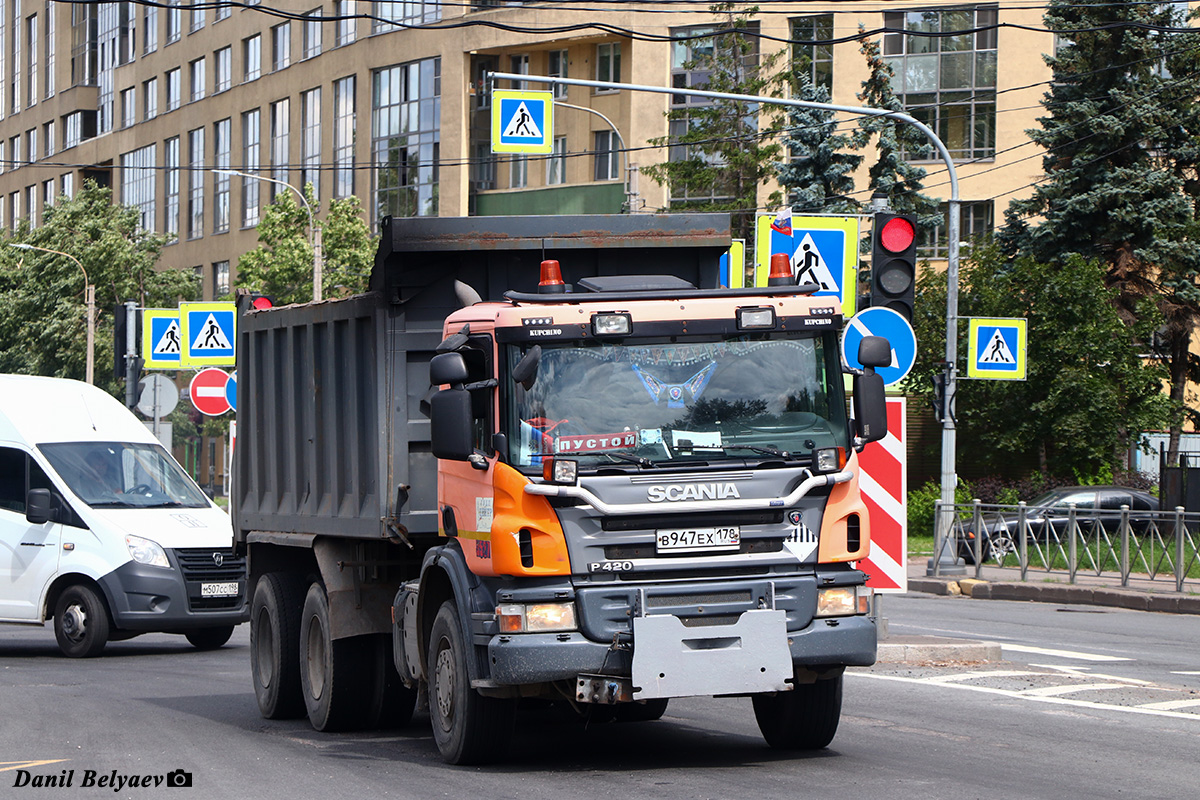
[958,486,1160,563]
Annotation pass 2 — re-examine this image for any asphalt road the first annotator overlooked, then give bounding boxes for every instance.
[1,594,1197,800]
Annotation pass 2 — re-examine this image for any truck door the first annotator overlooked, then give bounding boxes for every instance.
[0,447,62,621]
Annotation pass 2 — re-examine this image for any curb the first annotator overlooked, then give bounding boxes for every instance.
[910,577,1200,614]
[876,636,1002,663]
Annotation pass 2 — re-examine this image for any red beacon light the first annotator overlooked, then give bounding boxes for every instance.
[767,252,794,287]
[538,259,567,294]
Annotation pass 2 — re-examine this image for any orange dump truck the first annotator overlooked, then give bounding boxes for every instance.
[234,213,888,764]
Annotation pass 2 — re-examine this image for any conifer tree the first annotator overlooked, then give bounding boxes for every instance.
[776,72,861,215]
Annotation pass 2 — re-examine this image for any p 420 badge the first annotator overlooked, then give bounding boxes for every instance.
[589,560,634,573]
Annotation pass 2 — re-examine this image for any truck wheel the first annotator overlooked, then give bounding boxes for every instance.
[752,674,843,750]
[251,573,305,719]
[186,626,234,650]
[428,600,516,765]
[298,582,370,732]
[364,633,417,730]
[54,584,110,658]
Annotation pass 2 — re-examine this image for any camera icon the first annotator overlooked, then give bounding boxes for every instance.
[165,770,193,788]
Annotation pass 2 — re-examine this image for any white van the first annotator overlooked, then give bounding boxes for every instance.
[0,375,248,657]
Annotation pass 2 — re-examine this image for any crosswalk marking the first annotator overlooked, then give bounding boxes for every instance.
[1020,682,1134,697]
[924,670,1037,683]
[1002,644,1132,662]
[1138,698,1200,711]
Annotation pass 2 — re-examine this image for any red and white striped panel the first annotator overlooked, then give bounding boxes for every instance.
[858,397,907,593]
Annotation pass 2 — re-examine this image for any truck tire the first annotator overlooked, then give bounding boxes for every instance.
[54,584,110,658]
[185,626,235,650]
[251,573,305,719]
[298,582,371,732]
[428,600,516,765]
[364,633,417,730]
[752,674,843,750]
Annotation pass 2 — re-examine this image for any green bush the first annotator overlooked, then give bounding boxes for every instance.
[907,479,973,537]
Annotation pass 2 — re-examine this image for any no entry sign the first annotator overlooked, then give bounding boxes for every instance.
[189,368,232,416]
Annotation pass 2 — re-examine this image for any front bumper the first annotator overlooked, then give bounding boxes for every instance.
[96,551,249,632]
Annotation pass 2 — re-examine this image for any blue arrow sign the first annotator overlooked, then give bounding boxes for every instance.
[841,307,917,387]
[226,370,237,413]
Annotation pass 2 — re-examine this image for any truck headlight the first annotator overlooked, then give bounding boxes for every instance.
[126,534,170,568]
[496,602,577,633]
[815,586,870,618]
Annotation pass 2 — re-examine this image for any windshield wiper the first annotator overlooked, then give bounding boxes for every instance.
[88,500,140,508]
[693,444,792,459]
[600,452,655,468]
[142,501,188,508]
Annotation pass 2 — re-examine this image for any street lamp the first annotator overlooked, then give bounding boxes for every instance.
[9,243,95,384]
[213,168,324,301]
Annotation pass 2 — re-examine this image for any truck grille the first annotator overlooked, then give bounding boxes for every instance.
[174,548,247,611]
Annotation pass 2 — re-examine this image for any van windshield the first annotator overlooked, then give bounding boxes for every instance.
[39,442,211,508]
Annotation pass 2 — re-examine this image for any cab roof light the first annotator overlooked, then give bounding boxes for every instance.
[767,253,794,287]
[539,259,567,294]
[591,312,632,337]
[737,306,776,330]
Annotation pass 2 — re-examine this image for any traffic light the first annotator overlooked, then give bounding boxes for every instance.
[931,371,946,422]
[248,294,274,310]
[870,212,917,322]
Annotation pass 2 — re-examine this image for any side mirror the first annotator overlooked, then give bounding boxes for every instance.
[852,371,888,444]
[430,387,475,461]
[858,335,892,369]
[511,345,541,390]
[430,352,469,387]
[26,488,56,525]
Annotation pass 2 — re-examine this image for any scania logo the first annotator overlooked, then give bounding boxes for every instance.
[212,552,224,567]
[647,483,742,502]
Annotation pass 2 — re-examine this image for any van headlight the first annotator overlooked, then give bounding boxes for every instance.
[126,534,170,568]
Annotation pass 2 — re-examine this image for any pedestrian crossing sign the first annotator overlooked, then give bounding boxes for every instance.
[180,302,237,368]
[142,308,182,370]
[492,90,553,154]
[753,214,859,316]
[968,317,1027,380]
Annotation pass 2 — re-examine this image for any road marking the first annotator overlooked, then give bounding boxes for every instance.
[1138,699,1200,711]
[1003,644,1132,662]
[1021,682,1134,697]
[1031,664,1153,685]
[0,761,68,773]
[924,670,1038,683]
[1172,671,1200,676]
[850,673,1200,721]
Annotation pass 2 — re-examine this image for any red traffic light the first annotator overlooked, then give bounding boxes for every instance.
[879,216,915,253]
[249,295,274,310]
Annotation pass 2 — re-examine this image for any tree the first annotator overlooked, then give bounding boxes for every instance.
[235,186,377,305]
[0,180,197,392]
[1000,1,1200,466]
[906,245,1170,479]
[852,33,941,229]
[643,3,785,242]
[775,71,862,216]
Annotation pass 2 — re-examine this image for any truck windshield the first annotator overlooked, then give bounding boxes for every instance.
[39,442,212,508]
[506,334,848,469]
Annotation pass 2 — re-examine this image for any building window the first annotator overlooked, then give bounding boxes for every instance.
[547,136,566,185]
[242,109,260,226]
[270,98,290,198]
[548,49,568,99]
[189,57,205,102]
[472,143,495,191]
[63,111,80,149]
[188,127,204,239]
[213,118,230,233]
[42,178,53,209]
[143,4,157,53]
[883,6,997,160]
[10,136,20,169]
[26,128,36,162]
[9,192,18,229]
[213,261,230,297]
[165,136,179,237]
[509,154,526,188]
[371,57,440,221]
[12,0,21,115]
[43,0,55,98]
[166,67,180,110]
[27,13,38,107]
[143,76,157,119]
[243,35,261,82]
[215,2,230,22]
[509,54,528,90]
[120,86,134,128]
[189,5,204,33]
[594,130,618,180]
[61,171,74,198]
[372,0,439,32]
[121,143,156,231]
[917,200,994,259]
[336,0,355,46]
[303,9,321,59]
[791,14,833,91]
[333,76,355,198]
[41,119,53,157]
[272,23,290,71]
[26,185,36,228]
[596,42,620,89]
[214,46,230,93]
[302,87,321,198]
[165,1,180,43]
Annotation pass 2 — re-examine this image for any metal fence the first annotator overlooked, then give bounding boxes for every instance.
[930,500,1200,592]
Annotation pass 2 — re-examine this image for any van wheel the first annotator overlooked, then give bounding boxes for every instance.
[752,674,843,750]
[428,600,516,764]
[251,573,305,719]
[298,582,370,732]
[54,584,110,658]
[186,626,235,650]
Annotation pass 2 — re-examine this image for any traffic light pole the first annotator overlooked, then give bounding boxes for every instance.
[488,72,964,574]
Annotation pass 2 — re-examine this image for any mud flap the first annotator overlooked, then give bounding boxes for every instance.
[631,609,793,700]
